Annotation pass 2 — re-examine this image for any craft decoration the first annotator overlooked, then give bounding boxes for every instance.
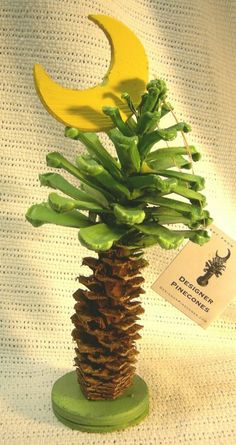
[26,14,212,432]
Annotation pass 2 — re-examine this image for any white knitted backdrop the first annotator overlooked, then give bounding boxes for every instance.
[1,1,236,444]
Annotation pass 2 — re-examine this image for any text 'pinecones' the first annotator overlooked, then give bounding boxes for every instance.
[71,247,148,400]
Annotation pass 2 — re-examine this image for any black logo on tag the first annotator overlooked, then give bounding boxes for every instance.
[197,249,231,287]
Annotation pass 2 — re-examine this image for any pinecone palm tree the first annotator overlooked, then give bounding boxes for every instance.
[26,79,212,400]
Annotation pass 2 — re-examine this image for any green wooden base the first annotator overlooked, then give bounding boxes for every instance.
[51,371,149,433]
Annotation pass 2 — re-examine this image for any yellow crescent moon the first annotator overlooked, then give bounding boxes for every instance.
[33,15,148,132]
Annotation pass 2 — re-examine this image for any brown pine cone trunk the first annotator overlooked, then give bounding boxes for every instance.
[71,246,148,400]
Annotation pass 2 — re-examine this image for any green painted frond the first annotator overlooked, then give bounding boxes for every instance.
[46,151,114,202]
[147,146,201,162]
[25,203,92,228]
[170,184,206,205]
[121,93,138,119]
[113,204,145,224]
[136,111,161,136]
[102,106,134,136]
[142,155,192,171]
[172,229,210,245]
[200,210,213,227]
[76,155,104,175]
[76,155,130,199]
[138,124,191,159]
[79,223,128,251]
[46,152,91,182]
[39,172,97,201]
[65,127,121,179]
[142,196,203,221]
[48,192,108,214]
[107,129,140,174]
[146,207,194,227]
[138,128,178,159]
[160,101,173,117]
[139,79,167,114]
[146,145,201,161]
[164,122,191,134]
[80,183,110,208]
[26,78,212,251]
[135,222,185,249]
[155,170,205,191]
[127,174,177,193]
[145,206,212,228]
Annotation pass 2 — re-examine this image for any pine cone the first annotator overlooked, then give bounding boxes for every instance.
[71,246,148,400]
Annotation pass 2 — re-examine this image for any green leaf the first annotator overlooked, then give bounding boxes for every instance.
[25,203,91,228]
[107,128,140,174]
[136,222,185,249]
[79,223,128,251]
[65,128,122,180]
[48,192,107,213]
[76,155,130,199]
[113,204,145,224]
[39,172,97,201]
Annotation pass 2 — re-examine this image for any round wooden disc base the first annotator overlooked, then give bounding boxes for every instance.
[51,371,149,433]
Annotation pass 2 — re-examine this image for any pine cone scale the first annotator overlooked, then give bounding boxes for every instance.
[71,246,147,400]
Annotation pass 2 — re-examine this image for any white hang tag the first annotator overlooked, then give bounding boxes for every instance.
[151,224,236,328]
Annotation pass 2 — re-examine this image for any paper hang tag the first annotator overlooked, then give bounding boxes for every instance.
[151,224,236,329]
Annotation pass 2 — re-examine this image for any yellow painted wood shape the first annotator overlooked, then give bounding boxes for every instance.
[34,15,148,132]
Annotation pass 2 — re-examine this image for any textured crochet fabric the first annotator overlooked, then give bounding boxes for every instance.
[1,0,236,444]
